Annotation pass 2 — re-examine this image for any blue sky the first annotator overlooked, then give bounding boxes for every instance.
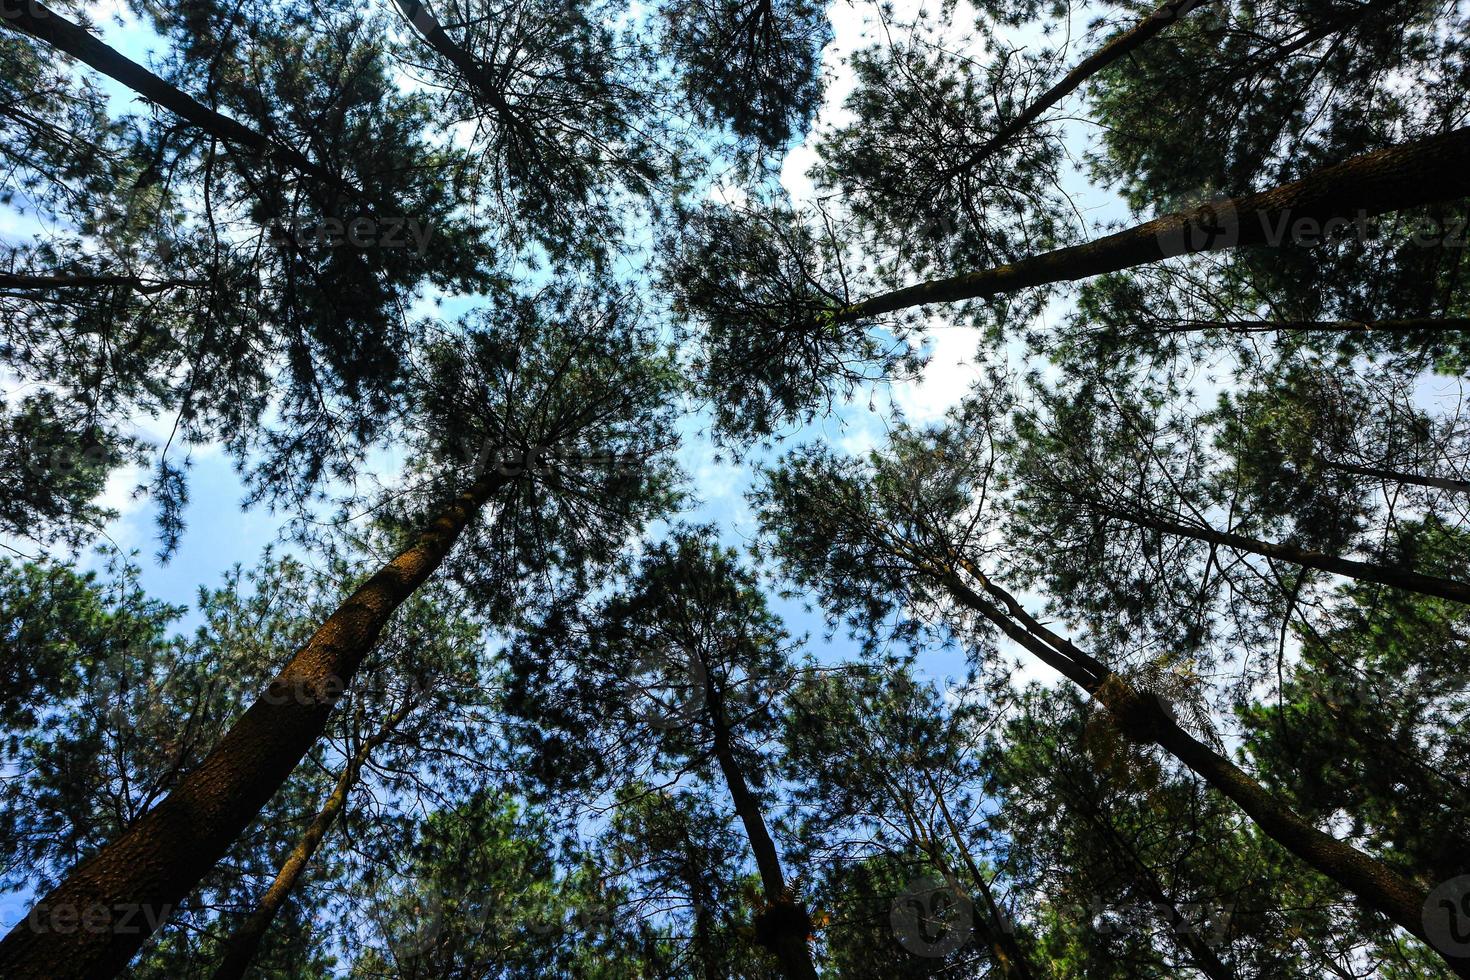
[2,0,1133,936]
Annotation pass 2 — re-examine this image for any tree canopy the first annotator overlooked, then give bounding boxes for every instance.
[3,0,1470,975]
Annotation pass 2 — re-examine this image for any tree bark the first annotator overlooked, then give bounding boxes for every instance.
[1321,459,1470,496]
[705,686,819,980]
[922,770,1039,980]
[835,126,1470,324]
[1,3,351,192]
[210,700,416,980]
[1142,317,1470,335]
[0,472,509,979]
[1096,505,1470,604]
[937,566,1470,976]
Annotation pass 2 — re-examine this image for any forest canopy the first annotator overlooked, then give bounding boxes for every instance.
[1,0,1469,976]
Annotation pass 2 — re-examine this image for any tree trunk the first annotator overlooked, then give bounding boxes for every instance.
[1,3,350,192]
[392,0,532,137]
[836,126,1470,324]
[0,472,509,979]
[1096,505,1470,604]
[937,567,1470,976]
[1321,459,1470,496]
[922,770,1040,980]
[1064,780,1237,980]
[1143,317,1470,335]
[706,687,819,980]
[0,272,201,295]
[945,0,1220,175]
[679,838,724,980]
[954,0,1394,177]
[210,700,416,980]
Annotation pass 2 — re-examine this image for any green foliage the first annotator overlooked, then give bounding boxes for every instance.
[813,37,1070,286]
[345,791,586,977]
[390,280,684,627]
[9,0,1470,974]
[1238,520,1470,887]
[391,0,673,259]
[660,0,831,156]
[597,785,779,978]
[663,201,920,441]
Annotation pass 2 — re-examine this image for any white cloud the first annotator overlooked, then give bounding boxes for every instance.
[897,324,983,424]
[780,0,888,204]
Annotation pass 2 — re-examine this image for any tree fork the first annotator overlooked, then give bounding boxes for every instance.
[392,0,537,139]
[0,472,510,979]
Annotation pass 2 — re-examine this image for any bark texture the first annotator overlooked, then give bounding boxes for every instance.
[937,567,1470,975]
[210,701,416,980]
[839,126,1470,323]
[0,473,507,979]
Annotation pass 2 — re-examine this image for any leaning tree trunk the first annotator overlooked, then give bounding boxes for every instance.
[0,472,509,979]
[0,3,344,190]
[705,687,820,980]
[834,126,1470,324]
[392,0,534,135]
[1143,316,1470,335]
[921,770,1040,980]
[1093,505,1470,604]
[0,272,202,296]
[934,561,1470,976]
[943,0,1221,175]
[1321,459,1470,496]
[210,699,417,980]
[945,0,1396,177]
